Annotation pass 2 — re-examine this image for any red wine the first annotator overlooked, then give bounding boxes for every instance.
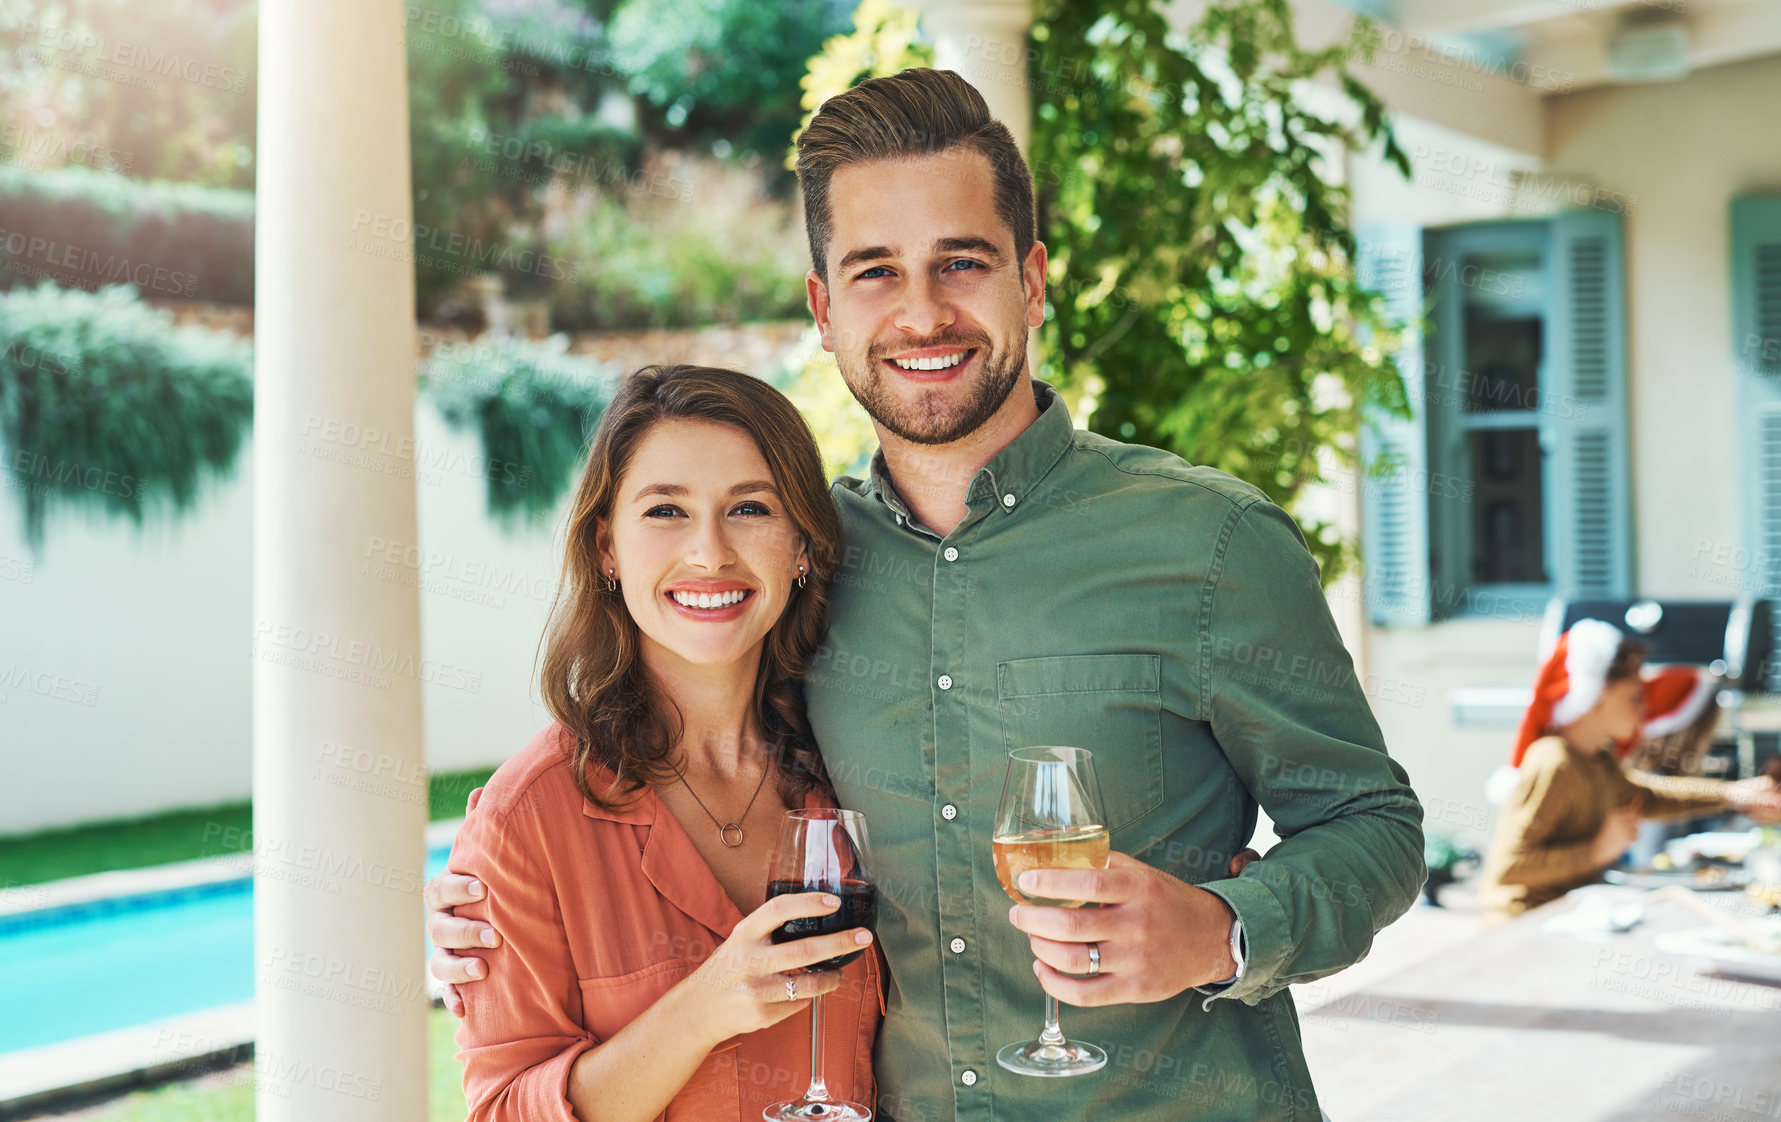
[766,878,878,971]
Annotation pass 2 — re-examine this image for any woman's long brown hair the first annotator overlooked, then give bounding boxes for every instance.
[539,365,842,808]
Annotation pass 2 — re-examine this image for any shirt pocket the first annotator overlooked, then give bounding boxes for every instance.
[995,653,1164,834]
[578,957,697,1046]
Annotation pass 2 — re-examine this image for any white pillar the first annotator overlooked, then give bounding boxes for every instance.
[253,2,427,1119]
[913,0,1033,152]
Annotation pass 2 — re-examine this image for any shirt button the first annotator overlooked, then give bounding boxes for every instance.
[937,674,953,690]
[949,937,966,954]
[961,1070,978,1087]
[1001,493,1016,508]
[943,546,959,562]
[941,803,958,820]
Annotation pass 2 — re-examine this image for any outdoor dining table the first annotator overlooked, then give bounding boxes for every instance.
[1296,889,1781,1121]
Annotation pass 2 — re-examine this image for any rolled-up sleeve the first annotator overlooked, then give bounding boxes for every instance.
[1193,499,1427,1006]
[452,798,596,1122]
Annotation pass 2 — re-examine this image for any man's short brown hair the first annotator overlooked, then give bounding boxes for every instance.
[795,67,1036,283]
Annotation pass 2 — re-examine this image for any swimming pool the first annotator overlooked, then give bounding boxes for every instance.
[0,847,450,1054]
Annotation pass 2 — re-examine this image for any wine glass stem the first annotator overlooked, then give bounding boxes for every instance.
[1040,993,1067,1047]
[803,992,833,1104]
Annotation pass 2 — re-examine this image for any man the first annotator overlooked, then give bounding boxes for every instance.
[427,68,1424,1121]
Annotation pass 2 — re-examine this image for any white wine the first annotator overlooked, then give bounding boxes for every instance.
[992,825,1110,907]
[993,747,1111,1076]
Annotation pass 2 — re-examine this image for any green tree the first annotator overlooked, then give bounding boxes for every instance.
[405,0,533,311]
[799,0,1411,582]
[0,0,257,187]
[610,0,852,173]
[406,0,831,311]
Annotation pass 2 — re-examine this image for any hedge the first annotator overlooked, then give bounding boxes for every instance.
[0,282,255,546]
[0,165,254,306]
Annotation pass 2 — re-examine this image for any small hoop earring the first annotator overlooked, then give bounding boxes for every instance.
[603,568,619,593]
[796,566,807,590]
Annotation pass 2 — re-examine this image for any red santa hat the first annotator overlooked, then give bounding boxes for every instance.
[1510,618,1627,768]
[1635,664,1718,748]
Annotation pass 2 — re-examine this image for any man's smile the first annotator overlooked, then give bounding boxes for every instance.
[881,345,980,382]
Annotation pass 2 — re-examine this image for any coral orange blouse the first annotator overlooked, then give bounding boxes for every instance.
[451,723,883,1122]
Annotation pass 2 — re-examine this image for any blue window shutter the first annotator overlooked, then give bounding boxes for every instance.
[1733,196,1781,649]
[1546,210,1632,599]
[1356,224,1431,625]
[1732,196,1781,381]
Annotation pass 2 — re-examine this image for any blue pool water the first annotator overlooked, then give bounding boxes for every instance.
[0,847,450,1054]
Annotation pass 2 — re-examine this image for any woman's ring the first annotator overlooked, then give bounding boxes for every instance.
[786,976,797,1001]
[1087,943,1101,977]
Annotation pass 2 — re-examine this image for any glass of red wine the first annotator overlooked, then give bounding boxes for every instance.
[763,807,878,1122]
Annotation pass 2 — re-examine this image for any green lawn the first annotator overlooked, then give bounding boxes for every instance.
[0,767,495,888]
[65,1008,468,1121]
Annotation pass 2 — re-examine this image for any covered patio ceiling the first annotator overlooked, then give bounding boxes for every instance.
[1156,0,1781,158]
[1354,0,1781,92]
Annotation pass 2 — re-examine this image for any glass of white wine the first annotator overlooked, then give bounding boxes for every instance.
[991,745,1111,1077]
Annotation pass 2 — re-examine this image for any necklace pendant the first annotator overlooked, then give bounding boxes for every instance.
[720,823,745,848]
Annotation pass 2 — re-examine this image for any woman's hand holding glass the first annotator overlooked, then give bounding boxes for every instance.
[677,891,872,1043]
[762,807,878,1122]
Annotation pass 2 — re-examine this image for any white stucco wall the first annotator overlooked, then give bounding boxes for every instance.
[1546,52,1781,598]
[2,440,257,835]
[0,400,563,835]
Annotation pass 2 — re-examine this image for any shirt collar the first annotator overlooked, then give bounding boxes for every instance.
[580,772,658,826]
[864,380,1075,522]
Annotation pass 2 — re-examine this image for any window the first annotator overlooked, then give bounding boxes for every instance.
[1357,211,1632,625]
[1734,195,1781,613]
[1428,227,1550,608]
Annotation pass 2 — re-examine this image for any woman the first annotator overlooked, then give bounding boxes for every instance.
[450,366,881,1122]
[1479,619,1781,915]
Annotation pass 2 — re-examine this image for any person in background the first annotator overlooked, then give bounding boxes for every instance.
[1479,619,1781,915]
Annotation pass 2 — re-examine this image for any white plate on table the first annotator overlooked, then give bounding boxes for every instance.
[1606,867,1751,891]
[1664,829,1760,864]
[1655,921,1781,985]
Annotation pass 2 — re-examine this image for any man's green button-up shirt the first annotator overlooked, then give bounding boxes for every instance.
[804,383,1426,1122]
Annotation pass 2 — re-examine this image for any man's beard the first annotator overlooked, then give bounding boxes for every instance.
[840,331,1027,446]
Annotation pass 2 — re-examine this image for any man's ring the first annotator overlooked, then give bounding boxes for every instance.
[786,976,798,1001]
[1087,943,1101,977]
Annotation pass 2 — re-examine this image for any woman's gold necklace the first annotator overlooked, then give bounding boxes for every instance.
[672,756,773,848]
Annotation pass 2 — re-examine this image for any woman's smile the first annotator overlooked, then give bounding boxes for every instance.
[664,582,757,621]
